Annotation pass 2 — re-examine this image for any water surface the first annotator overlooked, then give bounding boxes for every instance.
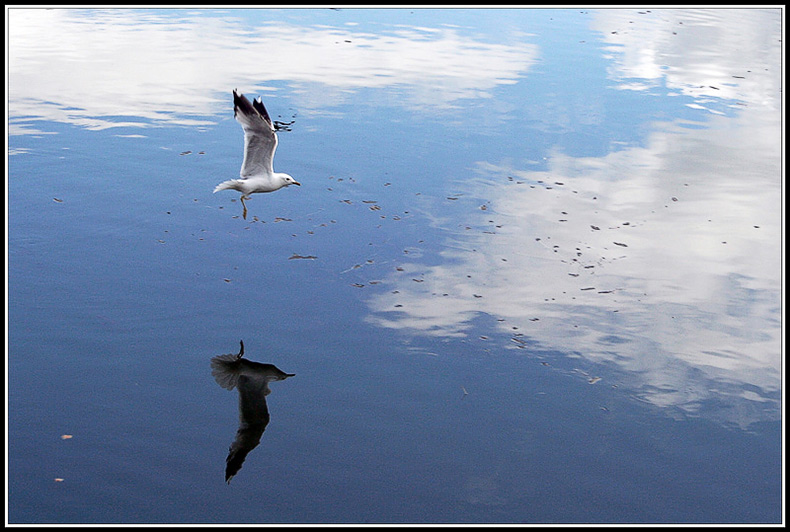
[7,7,783,524]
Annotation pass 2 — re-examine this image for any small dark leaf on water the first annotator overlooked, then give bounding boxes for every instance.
[590,225,599,230]
[613,242,628,247]
[289,254,317,260]
[53,197,63,203]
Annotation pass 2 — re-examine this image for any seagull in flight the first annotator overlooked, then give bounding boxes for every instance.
[214,90,300,219]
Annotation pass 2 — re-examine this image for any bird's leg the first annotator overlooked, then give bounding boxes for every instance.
[240,195,249,220]
[235,340,245,361]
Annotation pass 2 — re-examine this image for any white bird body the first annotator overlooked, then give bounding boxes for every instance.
[214,90,300,218]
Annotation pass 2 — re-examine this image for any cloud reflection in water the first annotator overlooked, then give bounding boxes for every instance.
[8,8,539,134]
[590,8,781,113]
[365,9,781,428]
[367,105,781,428]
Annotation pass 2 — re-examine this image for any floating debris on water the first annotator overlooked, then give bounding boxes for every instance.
[289,254,317,260]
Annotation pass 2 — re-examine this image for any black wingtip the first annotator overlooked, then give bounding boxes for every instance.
[251,97,272,125]
[232,90,271,125]
[233,89,241,117]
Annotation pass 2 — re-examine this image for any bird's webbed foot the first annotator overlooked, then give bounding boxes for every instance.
[240,195,249,220]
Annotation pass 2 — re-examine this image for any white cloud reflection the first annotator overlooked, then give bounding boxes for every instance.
[8,8,539,133]
[589,8,782,113]
[368,110,781,427]
[366,9,783,428]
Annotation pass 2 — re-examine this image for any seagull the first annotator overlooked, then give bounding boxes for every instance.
[210,340,295,483]
[214,90,300,219]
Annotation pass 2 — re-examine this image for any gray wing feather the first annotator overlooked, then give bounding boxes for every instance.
[233,90,277,178]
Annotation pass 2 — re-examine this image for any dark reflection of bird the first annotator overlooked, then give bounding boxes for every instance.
[210,340,295,484]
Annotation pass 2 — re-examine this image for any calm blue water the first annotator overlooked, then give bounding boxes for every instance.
[7,7,783,524]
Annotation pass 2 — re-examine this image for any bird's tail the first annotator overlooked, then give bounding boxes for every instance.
[211,341,245,389]
[210,353,242,390]
[214,179,243,193]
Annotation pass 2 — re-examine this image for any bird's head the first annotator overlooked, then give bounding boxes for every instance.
[279,174,301,187]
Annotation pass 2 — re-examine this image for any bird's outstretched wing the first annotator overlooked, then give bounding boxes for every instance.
[233,89,277,178]
[225,374,271,483]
